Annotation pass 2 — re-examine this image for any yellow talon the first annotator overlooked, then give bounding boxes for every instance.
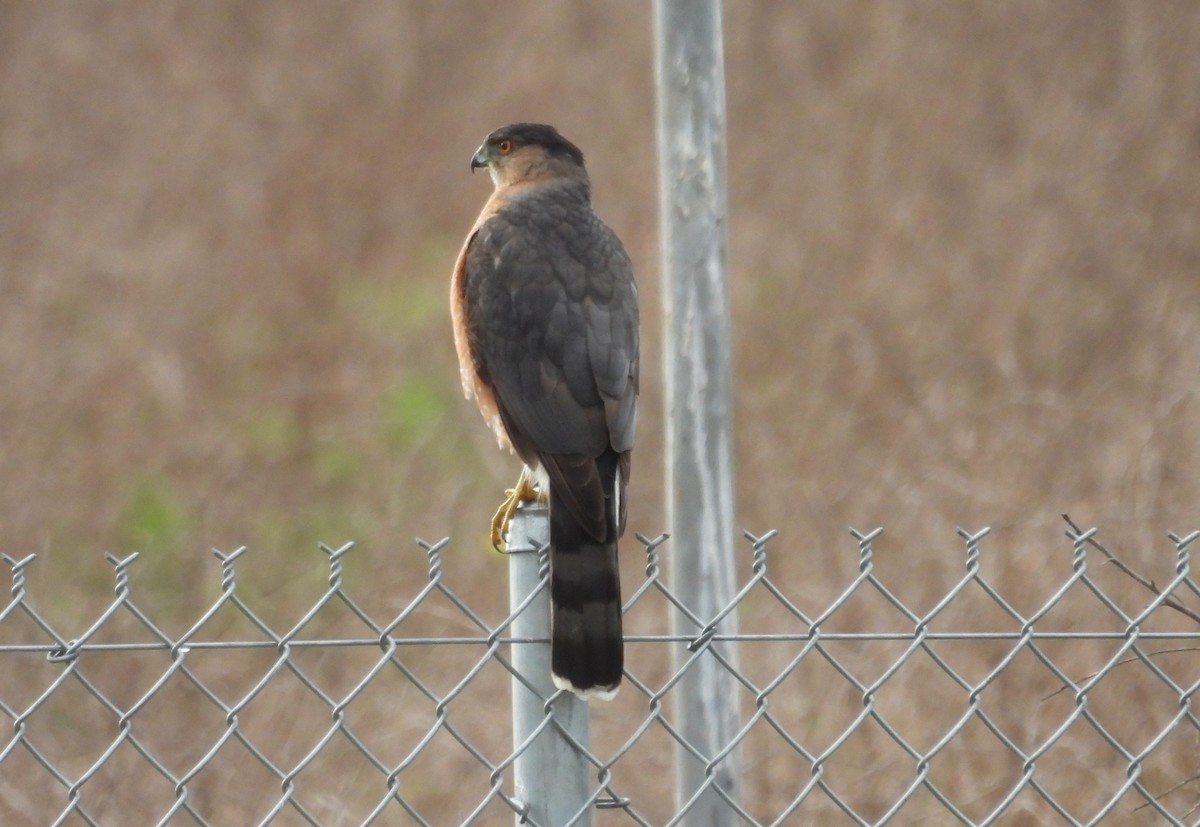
[490,467,545,550]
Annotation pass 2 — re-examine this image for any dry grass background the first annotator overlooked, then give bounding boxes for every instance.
[2,1,1199,824]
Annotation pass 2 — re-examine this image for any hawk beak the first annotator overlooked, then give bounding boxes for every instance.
[470,146,489,173]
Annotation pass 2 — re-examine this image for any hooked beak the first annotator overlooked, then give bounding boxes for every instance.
[470,145,489,173]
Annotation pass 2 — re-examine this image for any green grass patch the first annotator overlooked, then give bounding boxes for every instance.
[242,410,303,460]
[383,377,446,447]
[117,475,194,555]
[312,440,362,487]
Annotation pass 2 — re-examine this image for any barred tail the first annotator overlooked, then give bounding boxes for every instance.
[548,485,623,700]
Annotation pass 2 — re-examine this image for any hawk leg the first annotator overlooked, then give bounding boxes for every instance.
[490,465,547,550]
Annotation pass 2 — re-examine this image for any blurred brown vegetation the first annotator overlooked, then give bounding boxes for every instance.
[1,1,1199,824]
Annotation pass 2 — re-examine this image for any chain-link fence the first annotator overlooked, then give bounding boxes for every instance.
[1,516,1198,826]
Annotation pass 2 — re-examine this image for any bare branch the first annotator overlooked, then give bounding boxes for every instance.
[1061,513,1200,625]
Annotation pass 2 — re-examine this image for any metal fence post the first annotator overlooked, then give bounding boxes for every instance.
[507,502,592,827]
[653,1,742,824]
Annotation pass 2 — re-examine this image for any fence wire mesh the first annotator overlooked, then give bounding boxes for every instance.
[1,522,1199,826]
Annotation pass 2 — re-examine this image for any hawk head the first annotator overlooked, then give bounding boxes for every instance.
[471,123,587,188]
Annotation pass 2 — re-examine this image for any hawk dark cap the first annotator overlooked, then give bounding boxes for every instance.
[470,123,586,171]
[452,124,639,700]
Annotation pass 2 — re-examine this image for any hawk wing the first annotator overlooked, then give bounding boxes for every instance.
[460,188,638,541]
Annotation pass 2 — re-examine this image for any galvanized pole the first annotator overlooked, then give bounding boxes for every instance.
[653,1,741,824]
[507,502,592,826]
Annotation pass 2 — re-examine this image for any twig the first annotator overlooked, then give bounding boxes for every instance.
[1041,648,1198,701]
[1132,773,1200,816]
[1061,514,1200,625]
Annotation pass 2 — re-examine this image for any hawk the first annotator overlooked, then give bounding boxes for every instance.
[451,123,639,700]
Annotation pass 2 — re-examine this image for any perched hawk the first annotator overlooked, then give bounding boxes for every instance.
[451,123,639,700]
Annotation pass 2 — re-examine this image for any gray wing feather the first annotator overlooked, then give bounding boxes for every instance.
[463,187,637,539]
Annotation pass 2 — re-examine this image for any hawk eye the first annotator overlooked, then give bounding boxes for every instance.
[497,139,513,154]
